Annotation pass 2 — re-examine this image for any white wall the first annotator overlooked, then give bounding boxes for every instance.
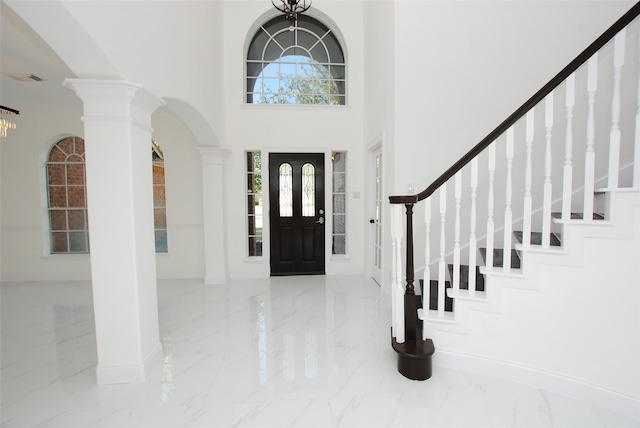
[152,107,206,279]
[363,1,396,288]
[393,1,635,196]
[0,107,206,281]
[61,0,226,147]
[0,111,90,281]
[434,196,640,402]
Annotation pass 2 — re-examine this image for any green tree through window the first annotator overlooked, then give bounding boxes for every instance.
[256,58,340,105]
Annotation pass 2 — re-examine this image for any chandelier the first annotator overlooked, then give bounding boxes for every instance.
[0,105,19,138]
[271,0,311,22]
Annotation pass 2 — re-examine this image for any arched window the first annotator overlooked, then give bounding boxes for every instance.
[46,137,168,254]
[246,14,345,105]
[46,137,89,253]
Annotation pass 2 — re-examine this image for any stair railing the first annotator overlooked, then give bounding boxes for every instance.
[390,2,640,345]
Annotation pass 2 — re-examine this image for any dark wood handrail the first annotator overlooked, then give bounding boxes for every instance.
[390,1,640,205]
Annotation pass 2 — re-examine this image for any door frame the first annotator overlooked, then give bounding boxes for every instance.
[366,136,384,286]
[263,148,331,276]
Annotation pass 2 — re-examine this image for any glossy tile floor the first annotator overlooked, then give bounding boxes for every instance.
[1,275,637,427]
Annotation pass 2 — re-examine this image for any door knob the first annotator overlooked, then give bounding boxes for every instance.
[369,219,375,224]
[316,216,325,225]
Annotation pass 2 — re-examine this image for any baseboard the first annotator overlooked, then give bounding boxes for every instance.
[203,274,227,284]
[433,349,640,421]
[95,343,162,385]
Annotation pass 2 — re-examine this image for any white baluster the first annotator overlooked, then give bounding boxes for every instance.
[503,127,514,271]
[423,197,431,339]
[584,55,598,219]
[609,29,626,190]
[542,92,554,248]
[391,204,404,343]
[438,184,447,318]
[485,145,496,271]
[423,198,431,310]
[453,172,462,293]
[635,29,640,189]
[562,73,575,220]
[522,110,534,248]
[468,158,478,295]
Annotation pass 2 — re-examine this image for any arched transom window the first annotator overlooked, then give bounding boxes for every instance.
[246,15,345,105]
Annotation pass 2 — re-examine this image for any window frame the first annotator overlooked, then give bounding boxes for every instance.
[46,137,90,254]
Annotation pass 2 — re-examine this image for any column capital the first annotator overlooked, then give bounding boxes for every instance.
[63,79,165,118]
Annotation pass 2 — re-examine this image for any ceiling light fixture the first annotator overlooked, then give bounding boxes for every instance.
[271,0,311,23]
[0,105,19,138]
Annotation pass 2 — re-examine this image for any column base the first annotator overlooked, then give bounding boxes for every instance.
[391,333,435,381]
[96,343,162,384]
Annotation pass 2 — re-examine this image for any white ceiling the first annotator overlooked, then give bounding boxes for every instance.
[1,1,81,114]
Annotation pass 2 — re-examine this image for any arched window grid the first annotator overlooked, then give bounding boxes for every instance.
[246,14,346,105]
[46,137,89,254]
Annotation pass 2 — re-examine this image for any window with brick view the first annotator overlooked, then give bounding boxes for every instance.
[47,137,89,253]
[152,141,168,252]
[46,137,168,254]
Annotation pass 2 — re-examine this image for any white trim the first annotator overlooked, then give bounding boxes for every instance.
[433,349,640,421]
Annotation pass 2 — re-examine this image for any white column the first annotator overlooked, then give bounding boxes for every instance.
[64,79,165,384]
[198,147,230,284]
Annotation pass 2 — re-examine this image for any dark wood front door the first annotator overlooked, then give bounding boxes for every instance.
[269,153,325,275]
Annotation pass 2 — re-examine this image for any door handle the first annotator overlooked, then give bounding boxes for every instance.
[316,216,325,225]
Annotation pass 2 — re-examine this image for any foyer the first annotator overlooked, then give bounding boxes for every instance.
[1,275,636,427]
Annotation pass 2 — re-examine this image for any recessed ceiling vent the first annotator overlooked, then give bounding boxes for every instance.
[4,73,44,82]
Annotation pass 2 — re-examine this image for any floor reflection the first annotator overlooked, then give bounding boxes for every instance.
[1,277,636,428]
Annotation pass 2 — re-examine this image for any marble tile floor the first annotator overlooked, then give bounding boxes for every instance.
[1,275,637,428]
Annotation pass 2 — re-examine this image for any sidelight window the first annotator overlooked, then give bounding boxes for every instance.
[332,152,346,255]
[246,151,263,257]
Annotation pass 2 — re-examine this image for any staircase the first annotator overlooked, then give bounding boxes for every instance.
[388,2,640,414]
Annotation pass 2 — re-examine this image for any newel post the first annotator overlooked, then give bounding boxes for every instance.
[404,203,416,296]
[403,202,419,344]
[390,194,434,381]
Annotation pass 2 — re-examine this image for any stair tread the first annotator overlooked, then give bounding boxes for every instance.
[513,231,561,247]
[551,212,605,220]
[447,264,486,292]
[479,247,521,269]
[418,279,454,312]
